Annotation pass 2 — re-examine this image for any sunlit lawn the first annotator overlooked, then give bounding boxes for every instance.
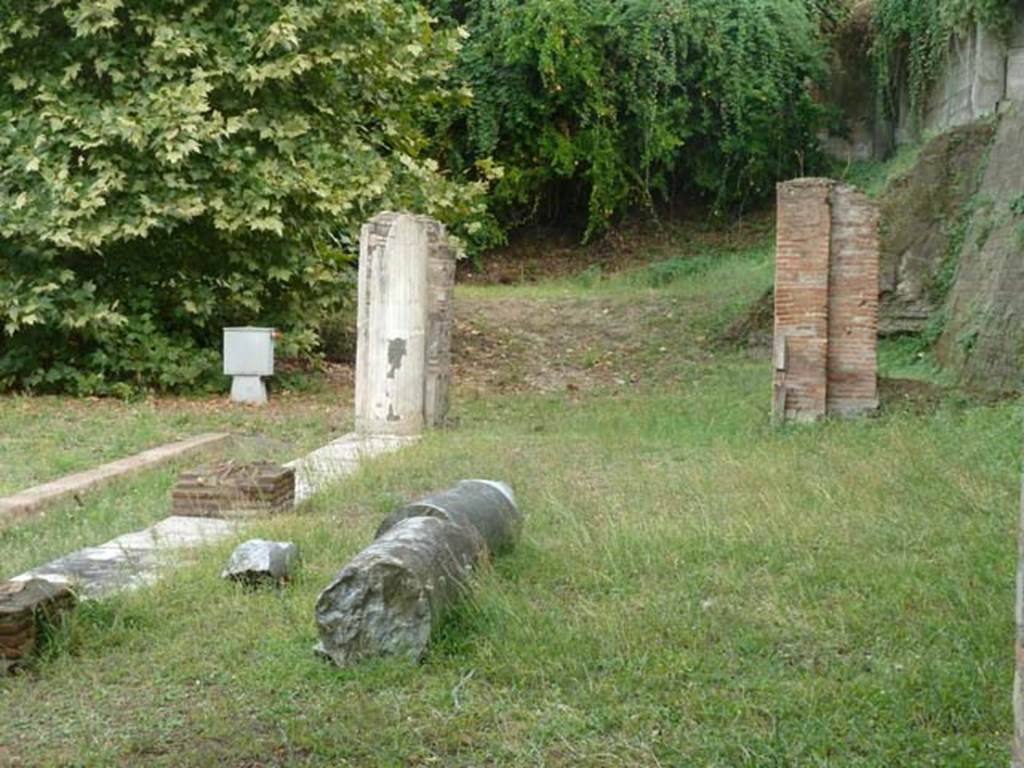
[0,238,1019,766]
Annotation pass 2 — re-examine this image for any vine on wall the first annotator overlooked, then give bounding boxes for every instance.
[871,0,1016,123]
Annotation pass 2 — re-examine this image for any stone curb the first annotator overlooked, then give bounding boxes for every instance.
[0,433,231,529]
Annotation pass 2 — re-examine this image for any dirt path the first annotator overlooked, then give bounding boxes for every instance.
[453,292,713,394]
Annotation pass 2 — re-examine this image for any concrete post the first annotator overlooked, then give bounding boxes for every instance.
[355,212,455,436]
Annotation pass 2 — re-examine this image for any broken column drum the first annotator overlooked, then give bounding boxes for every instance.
[773,179,880,423]
[355,212,456,436]
[375,480,521,555]
[315,515,486,666]
[315,479,521,667]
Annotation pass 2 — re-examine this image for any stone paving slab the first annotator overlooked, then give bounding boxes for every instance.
[0,433,231,528]
[4,431,415,608]
[10,516,238,599]
[286,432,418,503]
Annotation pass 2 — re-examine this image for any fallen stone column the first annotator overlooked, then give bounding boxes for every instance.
[315,480,521,666]
[375,480,521,555]
[315,516,487,666]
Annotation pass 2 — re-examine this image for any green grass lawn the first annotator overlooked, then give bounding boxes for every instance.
[0,236,1020,766]
[0,388,352,497]
[0,386,352,581]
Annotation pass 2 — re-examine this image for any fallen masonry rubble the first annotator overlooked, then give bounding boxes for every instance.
[222,539,299,586]
[0,579,76,675]
[315,480,520,667]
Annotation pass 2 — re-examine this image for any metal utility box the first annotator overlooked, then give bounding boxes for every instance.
[223,327,275,377]
[224,327,275,405]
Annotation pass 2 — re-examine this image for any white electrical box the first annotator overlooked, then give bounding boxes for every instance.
[223,327,275,376]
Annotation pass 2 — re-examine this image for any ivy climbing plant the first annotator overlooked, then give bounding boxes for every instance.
[871,0,1016,123]
[429,0,840,241]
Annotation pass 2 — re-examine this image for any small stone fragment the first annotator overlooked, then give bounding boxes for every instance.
[221,539,298,586]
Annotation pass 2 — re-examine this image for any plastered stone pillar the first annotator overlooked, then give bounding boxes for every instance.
[355,212,455,436]
[773,179,879,423]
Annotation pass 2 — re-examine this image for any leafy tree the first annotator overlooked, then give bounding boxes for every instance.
[429,0,837,240]
[0,0,484,394]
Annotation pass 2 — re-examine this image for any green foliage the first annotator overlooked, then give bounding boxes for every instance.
[430,0,837,241]
[0,0,484,394]
[1010,194,1024,217]
[631,255,718,288]
[871,0,1016,124]
[835,140,925,197]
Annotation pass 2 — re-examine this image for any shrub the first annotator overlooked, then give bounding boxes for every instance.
[429,0,837,241]
[0,0,484,394]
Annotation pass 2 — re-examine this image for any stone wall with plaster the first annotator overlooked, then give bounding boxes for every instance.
[894,10,1024,142]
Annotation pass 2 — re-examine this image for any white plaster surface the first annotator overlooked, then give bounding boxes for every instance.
[922,22,1006,134]
[355,214,429,436]
[286,432,418,503]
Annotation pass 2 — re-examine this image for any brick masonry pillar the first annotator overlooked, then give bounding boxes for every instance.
[828,185,881,416]
[355,212,455,436]
[424,222,457,430]
[774,179,833,422]
[773,179,880,423]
